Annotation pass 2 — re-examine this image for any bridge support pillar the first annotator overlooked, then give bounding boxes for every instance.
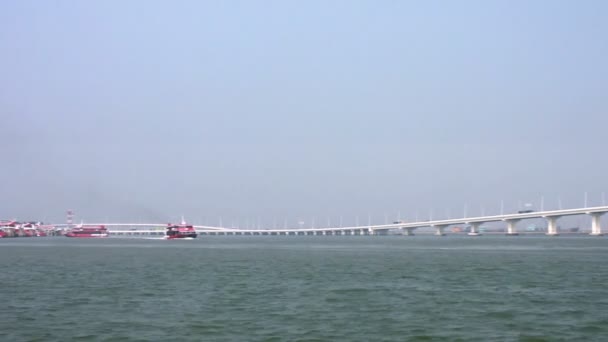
[505,219,520,236]
[434,225,447,236]
[467,223,482,236]
[590,213,604,236]
[403,228,415,236]
[368,228,374,236]
[545,216,561,236]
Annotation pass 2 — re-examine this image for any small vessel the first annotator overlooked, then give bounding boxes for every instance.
[165,222,197,239]
[467,231,482,236]
[65,225,109,238]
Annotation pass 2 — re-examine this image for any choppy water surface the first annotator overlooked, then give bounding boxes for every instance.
[1,236,608,341]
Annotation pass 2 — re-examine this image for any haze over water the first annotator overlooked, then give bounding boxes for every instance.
[2,236,608,341]
[1,1,608,224]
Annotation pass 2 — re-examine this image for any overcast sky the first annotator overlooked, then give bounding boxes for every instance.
[1,1,607,227]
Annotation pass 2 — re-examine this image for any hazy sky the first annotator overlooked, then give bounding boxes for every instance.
[1,1,607,226]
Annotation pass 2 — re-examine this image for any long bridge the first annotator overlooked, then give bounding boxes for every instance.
[85,205,608,237]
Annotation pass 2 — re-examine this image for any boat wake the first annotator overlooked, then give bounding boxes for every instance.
[165,237,195,240]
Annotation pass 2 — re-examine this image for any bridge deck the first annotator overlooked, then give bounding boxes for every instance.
[90,206,608,234]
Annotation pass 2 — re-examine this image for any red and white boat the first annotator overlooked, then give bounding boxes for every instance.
[0,220,17,228]
[165,221,197,239]
[65,225,109,238]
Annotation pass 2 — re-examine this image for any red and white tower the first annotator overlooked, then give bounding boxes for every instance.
[66,210,74,227]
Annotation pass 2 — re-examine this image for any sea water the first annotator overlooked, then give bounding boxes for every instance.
[1,236,607,341]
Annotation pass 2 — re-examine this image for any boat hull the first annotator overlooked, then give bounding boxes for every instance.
[165,235,197,240]
[65,233,109,238]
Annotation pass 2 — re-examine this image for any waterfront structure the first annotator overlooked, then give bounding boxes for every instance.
[80,206,608,237]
